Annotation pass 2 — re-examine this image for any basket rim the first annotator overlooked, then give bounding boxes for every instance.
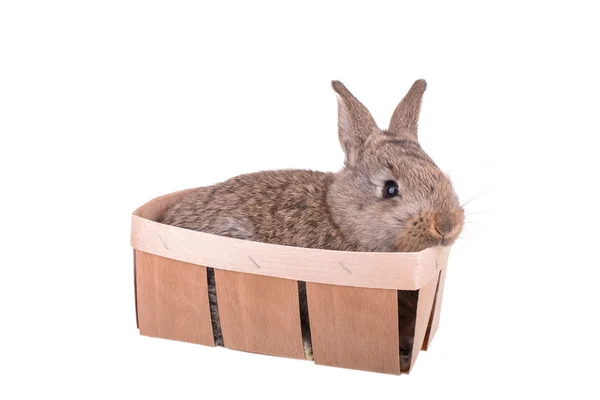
[130,188,451,290]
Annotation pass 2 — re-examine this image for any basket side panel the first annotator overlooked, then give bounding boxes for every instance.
[215,270,305,359]
[306,283,401,375]
[409,273,439,371]
[423,268,447,350]
[135,251,214,346]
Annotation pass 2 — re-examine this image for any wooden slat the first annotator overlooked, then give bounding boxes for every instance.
[306,283,401,375]
[214,270,305,359]
[135,251,214,346]
[134,250,139,328]
[423,268,447,350]
[409,274,440,371]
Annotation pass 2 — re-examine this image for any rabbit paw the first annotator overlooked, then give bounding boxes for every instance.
[303,340,314,361]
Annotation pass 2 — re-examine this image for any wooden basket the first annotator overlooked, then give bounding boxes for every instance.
[131,189,451,375]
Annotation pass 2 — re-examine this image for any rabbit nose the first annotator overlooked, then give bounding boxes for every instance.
[434,213,454,237]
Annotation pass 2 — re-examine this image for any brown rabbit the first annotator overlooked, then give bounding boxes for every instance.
[161,80,464,371]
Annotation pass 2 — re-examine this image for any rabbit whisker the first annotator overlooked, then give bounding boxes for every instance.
[461,192,487,208]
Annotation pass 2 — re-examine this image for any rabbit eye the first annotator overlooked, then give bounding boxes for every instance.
[383,180,399,198]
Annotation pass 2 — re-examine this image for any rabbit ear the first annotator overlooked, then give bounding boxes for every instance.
[332,81,378,167]
[388,79,427,142]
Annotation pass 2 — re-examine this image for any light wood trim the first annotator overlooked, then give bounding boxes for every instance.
[409,273,440,371]
[215,271,305,359]
[131,189,450,291]
[135,251,215,346]
[306,283,401,375]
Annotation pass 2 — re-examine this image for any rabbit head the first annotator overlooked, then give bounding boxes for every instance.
[328,80,464,252]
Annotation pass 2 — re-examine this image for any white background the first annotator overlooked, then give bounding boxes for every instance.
[1,1,599,399]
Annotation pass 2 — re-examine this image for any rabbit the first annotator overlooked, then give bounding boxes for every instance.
[161,79,464,371]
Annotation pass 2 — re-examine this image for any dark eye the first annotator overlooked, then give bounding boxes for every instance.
[383,180,400,198]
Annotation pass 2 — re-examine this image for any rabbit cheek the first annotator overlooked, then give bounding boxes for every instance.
[395,213,438,252]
